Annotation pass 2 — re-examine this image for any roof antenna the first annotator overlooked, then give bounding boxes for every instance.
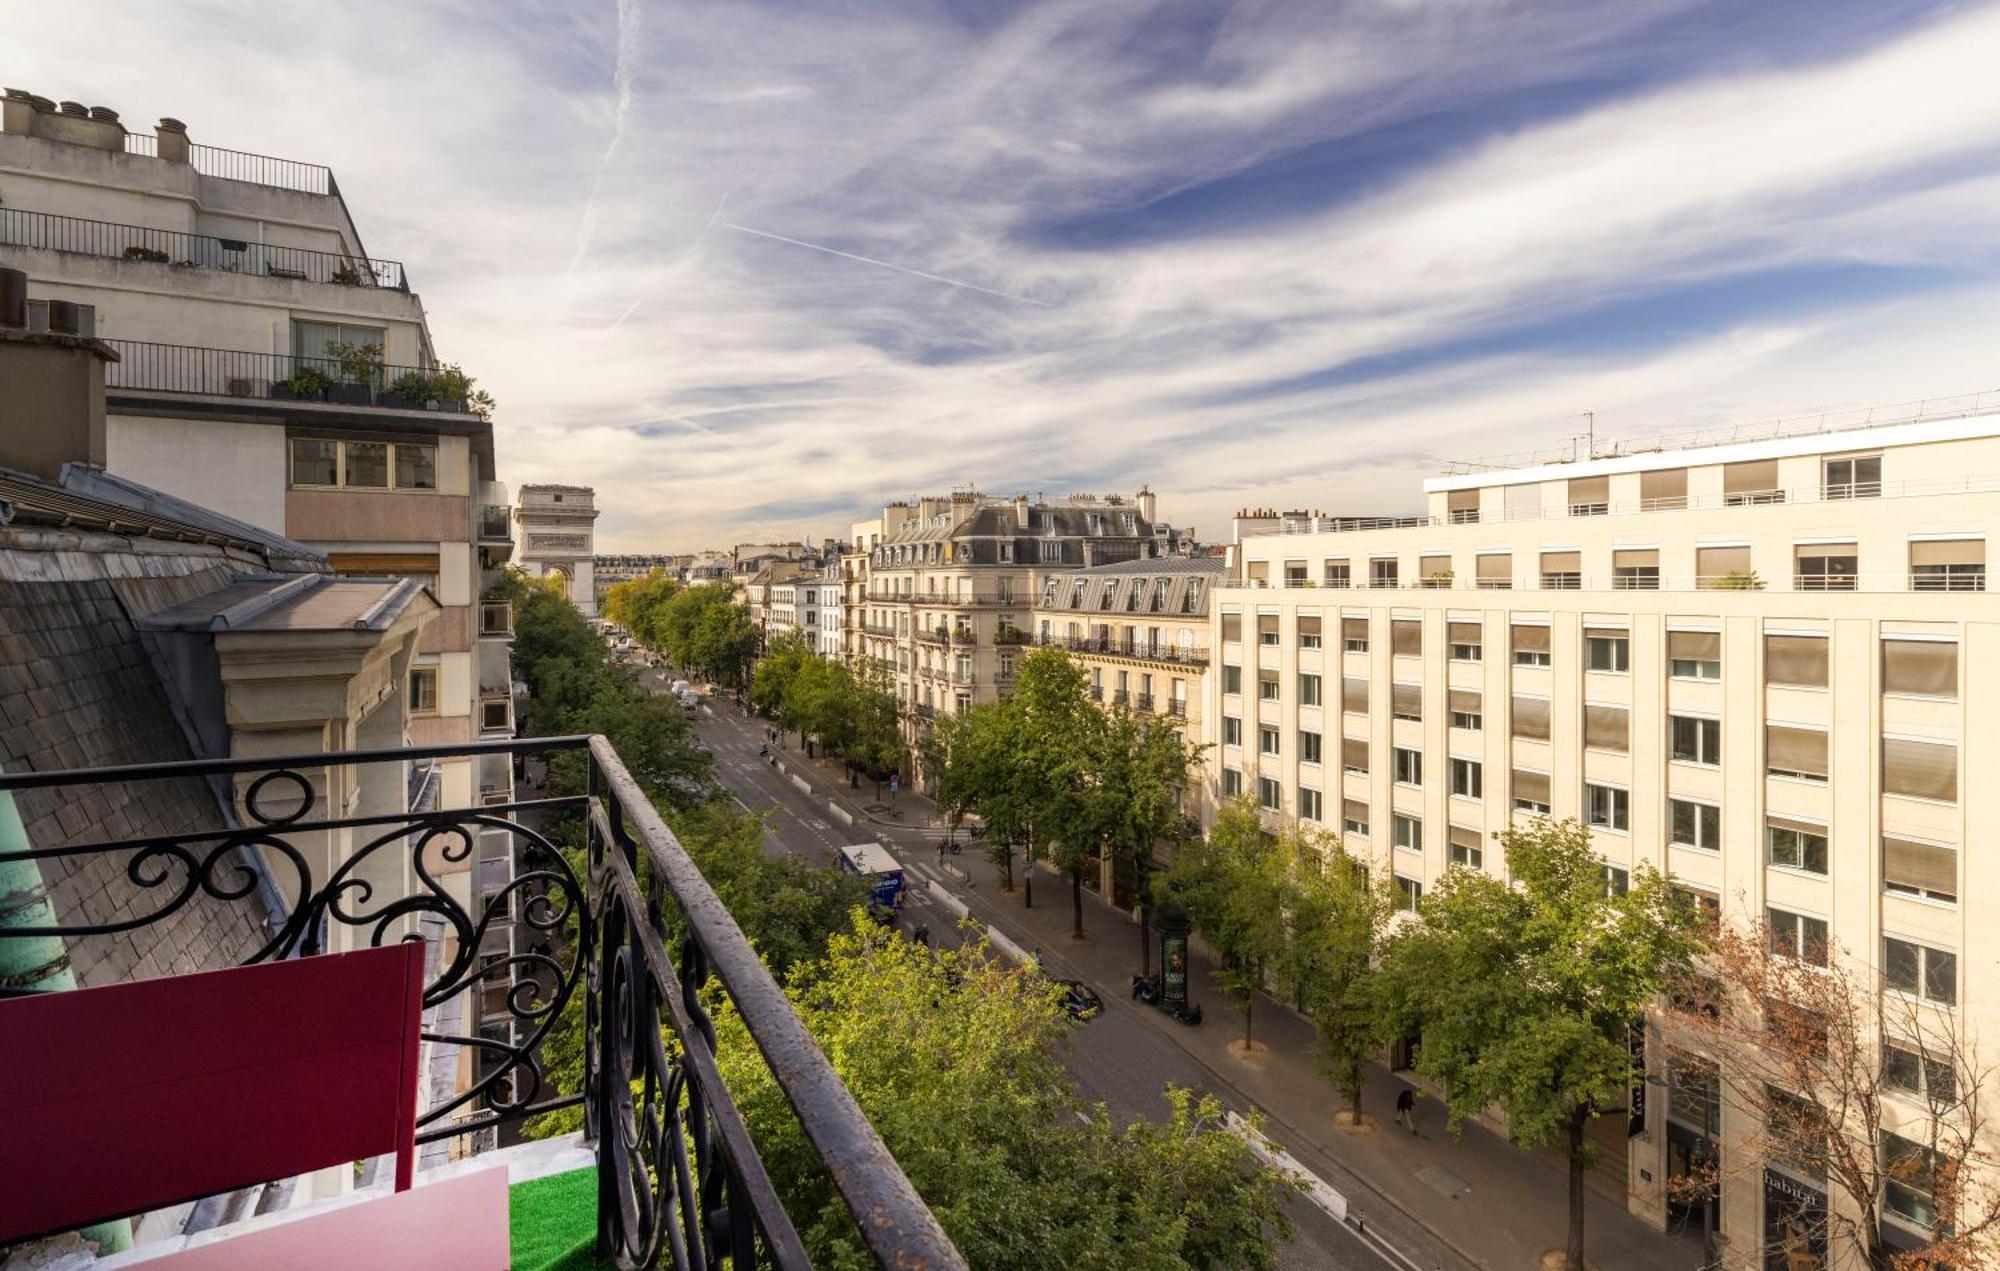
[1584,410,1596,460]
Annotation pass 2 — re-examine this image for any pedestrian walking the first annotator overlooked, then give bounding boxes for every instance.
[1394,1087,1417,1134]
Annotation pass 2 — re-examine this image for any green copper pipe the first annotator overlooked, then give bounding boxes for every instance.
[0,765,134,1253]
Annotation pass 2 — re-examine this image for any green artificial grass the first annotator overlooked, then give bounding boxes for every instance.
[509,1167,606,1271]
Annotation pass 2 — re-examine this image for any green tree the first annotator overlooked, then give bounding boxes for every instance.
[1376,818,1697,1271]
[1089,706,1201,973]
[845,656,902,794]
[601,569,679,643]
[643,582,759,689]
[1285,835,1390,1125]
[751,629,816,727]
[714,919,1299,1269]
[1158,799,1293,1051]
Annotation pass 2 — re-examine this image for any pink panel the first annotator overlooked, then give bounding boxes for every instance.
[156,1165,509,1270]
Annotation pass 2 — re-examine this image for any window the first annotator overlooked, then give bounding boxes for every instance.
[1511,625,1550,667]
[1671,715,1721,765]
[1393,747,1422,786]
[1223,664,1242,695]
[1392,620,1421,657]
[1586,784,1629,831]
[1612,548,1660,590]
[1180,578,1201,611]
[1342,737,1369,775]
[1670,799,1721,852]
[1673,887,1721,936]
[1222,768,1242,796]
[1766,725,1828,782]
[1299,673,1322,706]
[1343,799,1370,837]
[1884,835,1957,904]
[1450,757,1483,799]
[1884,937,1956,1006]
[1448,689,1482,731]
[1567,476,1609,516]
[1511,695,1550,741]
[1448,489,1480,523]
[1600,865,1630,896]
[1448,621,1481,661]
[1342,677,1368,714]
[1512,769,1550,814]
[294,319,386,370]
[1370,558,1399,589]
[1223,716,1242,747]
[1722,459,1781,506]
[1283,561,1309,587]
[1639,467,1688,510]
[1039,540,1063,563]
[1822,453,1881,499]
[1299,787,1323,822]
[290,438,339,486]
[1539,550,1581,589]
[1393,875,1422,912]
[347,442,389,487]
[1391,683,1421,722]
[1585,630,1629,672]
[1299,731,1323,765]
[1258,673,1281,702]
[1393,814,1423,852]
[1882,639,1956,698]
[1765,634,1828,687]
[1324,560,1351,588]
[1343,618,1369,653]
[395,444,437,490]
[1883,1039,1956,1104]
[1794,544,1858,591]
[1909,539,1984,592]
[1259,726,1280,757]
[1769,908,1828,966]
[1882,738,1956,802]
[1475,553,1512,589]
[1258,614,1280,646]
[1668,630,1721,679]
[1667,1053,1720,1136]
[1584,704,1628,753]
[1258,777,1282,810]
[1448,825,1483,869]
[1298,615,1322,649]
[1884,1133,1946,1232]
[1695,545,1753,589]
[1419,554,1452,587]
[1221,614,1242,644]
[1766,819,1827,875]
[408,665,440,714]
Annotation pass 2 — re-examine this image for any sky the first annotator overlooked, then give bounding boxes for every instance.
[16,0,2000,551]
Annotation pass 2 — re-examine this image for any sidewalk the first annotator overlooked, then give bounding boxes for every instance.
[774,744,1701,1271]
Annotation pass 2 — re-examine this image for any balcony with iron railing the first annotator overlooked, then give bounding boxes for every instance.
[121,131,339,197]
[0,737,960,1268]
[0,205,408,290]
[103,340,477,415]
[1035,634,1209,666]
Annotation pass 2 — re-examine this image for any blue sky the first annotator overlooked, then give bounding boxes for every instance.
[18,0,2000,548]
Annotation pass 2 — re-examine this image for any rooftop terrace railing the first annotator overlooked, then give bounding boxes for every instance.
[122,133,335,197]
[0,206,407,290]
[103,339,471,414]
[0,736,961,1269]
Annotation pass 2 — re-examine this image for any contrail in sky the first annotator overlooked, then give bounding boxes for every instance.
[724,223,1053,307]
[564,0,642,287]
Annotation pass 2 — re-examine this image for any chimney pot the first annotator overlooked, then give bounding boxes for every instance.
[27,95,55,113]
[88,106,120,124]
[157,116,187,134]
[58,100,87,117]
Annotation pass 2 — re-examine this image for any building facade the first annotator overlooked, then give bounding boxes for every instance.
[858,489,1188,781]
[1214,408,1999,1259]
[513,484,598,613]
[0,89,513,839]
[594,553,682,606]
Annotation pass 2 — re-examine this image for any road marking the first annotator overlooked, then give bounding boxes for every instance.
[1224,1113,1421,1271]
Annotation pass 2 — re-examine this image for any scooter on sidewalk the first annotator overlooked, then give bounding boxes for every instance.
[1130,974,1203,1026]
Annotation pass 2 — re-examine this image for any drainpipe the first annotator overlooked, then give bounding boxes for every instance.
[0,766,135,1254]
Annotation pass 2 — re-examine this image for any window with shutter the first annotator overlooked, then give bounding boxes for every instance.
[1883,836,1957,903]
[1448,689,1482,730]
[1392,620,1422,657]
[1448,489,1480,524]
[1695,545,1752,589]
[1447,622,1482,661]
[1342,677,1369,714]
[1343,799,1370,836]
[1298,615,1322,647]
[1342,617,1370,652]
[1475,553,1512,589]
[1512,624,1551,667]
[1766,725,1829,782]
[1668,630,1721,679]
[1584,704,1629,752]
[1511,695,1550,740]
[1258,613,1280,644]
[1585,627,1629,672]
[1540,550,1581,589]
[1512,769,1551,813]
[1909,539,1984,592]
[1342,736,1370,774]
[1221,613,1242,643]
[1324,559,1351,588]
[1765,634,1828,687]
[1882,640,1956,698]
[1568,476,1609,516]
[1448,824,1483,869]
[1392,683,1421,721]
[1612,547,1660,590]
[1793,543,1858,591]
[1640,468,1687,510]
[1883,738,1956,802]
[1722,460,1782,505]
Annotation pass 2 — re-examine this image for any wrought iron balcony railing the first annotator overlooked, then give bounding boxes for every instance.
[122,132,337,197]
[103,340,473,414]
[0,206,408,290]
[1035,634,1210,666]
[0,736,960,1269]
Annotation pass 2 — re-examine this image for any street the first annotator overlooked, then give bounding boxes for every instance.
[681,684,1430,1271]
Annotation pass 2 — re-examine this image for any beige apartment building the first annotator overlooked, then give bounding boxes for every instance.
[1214,404,1999,1262]
[858,490,1184,782]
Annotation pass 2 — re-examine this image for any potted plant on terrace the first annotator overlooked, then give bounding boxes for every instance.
[330,262,363,286]
[272,366,332,401]
[324,340,383,405]
[382,370,435,409]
